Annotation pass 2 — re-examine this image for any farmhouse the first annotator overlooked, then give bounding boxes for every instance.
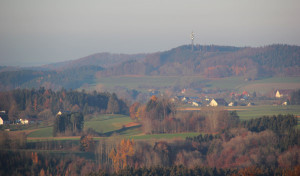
[275,90,293,98]
[209,98,228,107]
[57,110,71,116]
[19,118,29,125]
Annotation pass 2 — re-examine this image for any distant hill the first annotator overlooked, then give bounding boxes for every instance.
[0,44,299,91]
[98,44,300,78]
[42,52,147,70]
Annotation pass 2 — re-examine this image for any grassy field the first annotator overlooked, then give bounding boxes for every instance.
[207,76,300,93]
[27,127,53,138]
[27,114,135,138]
[86,75,300,96]
[226,105,300,120]
[26,114,201,141]
[84,114,135,133]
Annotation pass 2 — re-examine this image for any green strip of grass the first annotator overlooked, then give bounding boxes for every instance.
[127,132,200,140]
[226,105,300,120]
[28,127,53,138]
[84,114,133,133]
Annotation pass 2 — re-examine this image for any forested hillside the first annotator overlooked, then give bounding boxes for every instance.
[0,44,299,91]
[99,44,300,78]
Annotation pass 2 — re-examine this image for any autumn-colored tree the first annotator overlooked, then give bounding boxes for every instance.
[31,152,38,165]
[80,135,95,152]
[233,166,265,176]
[129,102,140,120]
[109,139,135,172]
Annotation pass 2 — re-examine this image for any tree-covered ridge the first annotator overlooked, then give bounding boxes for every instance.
[0,65,103,90]
[1,44,300,91]
[0,87,128,121]
[97,44,300,78]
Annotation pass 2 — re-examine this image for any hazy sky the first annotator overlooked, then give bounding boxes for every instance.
[0,0,300,66]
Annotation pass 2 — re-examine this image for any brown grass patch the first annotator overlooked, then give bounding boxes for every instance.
[124,122,141,128]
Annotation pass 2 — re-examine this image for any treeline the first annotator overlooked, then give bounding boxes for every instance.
[240,114,297,134]
[291,89,300,105]
[96,165,300,176]
[0,151,99,176]
[53,112,84,136]
[0,65,103,91]
[2,150,299,176]
[0,87,128,121]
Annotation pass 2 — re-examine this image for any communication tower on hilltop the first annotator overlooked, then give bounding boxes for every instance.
[191,31,195,51]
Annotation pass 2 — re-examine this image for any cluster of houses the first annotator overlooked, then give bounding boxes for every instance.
[170,89,294,107]
[0,110,30,125]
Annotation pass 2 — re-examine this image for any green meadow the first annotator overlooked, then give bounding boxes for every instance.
[88,76,300,94]
[226,105,300,120]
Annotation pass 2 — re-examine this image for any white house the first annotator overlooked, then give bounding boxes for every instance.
[192,101,201,107]
[209,98,228,107]
[275,90,293,98]
[0,117,3,125]
[19,118,29,125]
[57,111,62,116]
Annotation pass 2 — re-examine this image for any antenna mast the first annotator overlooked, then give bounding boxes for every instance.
[191,31,195,51]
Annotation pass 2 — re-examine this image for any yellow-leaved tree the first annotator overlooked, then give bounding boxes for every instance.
[109,139,135,172]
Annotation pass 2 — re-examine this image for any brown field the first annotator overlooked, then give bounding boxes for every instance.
[27,136,80,141]
[124,122,141,128]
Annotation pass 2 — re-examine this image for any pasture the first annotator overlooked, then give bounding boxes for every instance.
[86,75,300,96]
[226,105,300,120]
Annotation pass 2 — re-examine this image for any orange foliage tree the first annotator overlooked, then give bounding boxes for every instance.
[129,102,140,120]
[109,139,135,172]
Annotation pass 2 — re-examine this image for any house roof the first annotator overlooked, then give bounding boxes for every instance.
[213,98,228,105]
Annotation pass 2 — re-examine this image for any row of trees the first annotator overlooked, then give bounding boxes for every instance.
[53,112,84,136]
[2,149,299,176]
[291,89,300,105]
[0,88,128,121]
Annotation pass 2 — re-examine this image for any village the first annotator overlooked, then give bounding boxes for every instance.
[149,88,293,108]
